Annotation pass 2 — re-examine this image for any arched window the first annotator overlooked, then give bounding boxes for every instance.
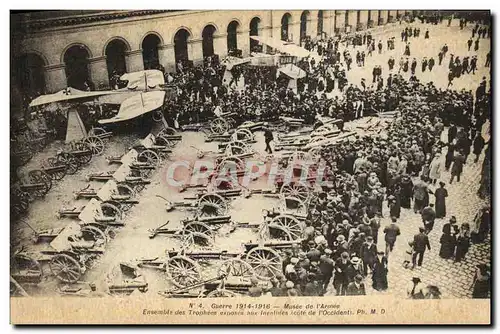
[317,10,324,36]
[281,13,292,41]
[105,39,128,80]
[174,28,191,66]
[15,53,46,96]
[249,17,261,51]
[202,25,216,58]
[300,11,310,44]
[142,34,161,70]
[63,44,90,90]
[227,20,239,53]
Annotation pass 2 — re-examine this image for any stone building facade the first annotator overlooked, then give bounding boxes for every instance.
[11,10,413,96]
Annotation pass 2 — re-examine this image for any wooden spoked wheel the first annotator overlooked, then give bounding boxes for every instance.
[11,254,43,283]
[88,127,107,137]
[280,181,311,202]
[210,118,229,135]
[217,258,255,279]
[205,289,237,298]
[81,225,107,248]
[197,193,228,217]
[49,254,82,283]
[216,156,245,173]
[138,149,160,166]
[115,184,136,211]
[224,140,250,156]
[73,142,93,165]
[245,247,282,280]
[268,215,303,241]
[28,169,52,196]
[57,153,79,175]
[232,128,254,142]
[82,136,105,156]
[158,127,178,137]
[46,166,66,181]
[280,196,308,215]
[307,147,322,163]
[155,134,174,148]
[167,255,201,288]
[152,110,164,122]
[100,202,123,221]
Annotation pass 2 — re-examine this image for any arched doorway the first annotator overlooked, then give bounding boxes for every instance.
[174,28,190,66]
[142,34,161,70]
[15,53,46,97]
[317,10,324,36]
[281,13,292,41]
[227,20,239,54]
[63,44,90,90]
[249,17,261,51]
[202,25,216,58]
[300,11,310,44]
[105,39,128,81]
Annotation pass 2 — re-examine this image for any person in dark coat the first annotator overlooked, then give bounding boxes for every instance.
[263,127,274,154]
[439,216,459,259]
[372,252,388,291]
[448,123,458,143]
[450,150,466,183]
[421,57,428,72]
[424,30,429,39]
[467,38,473,51]
[472,264,490,298]
[421,203,436,234]
[410,58,417,75]
[474,38,479,51]
[434,182,448,218]
[412,227,431,268]
[471,206,490,244]
[454,224,471,262]
[445,144,456,171]
[473,134,485,163]
[360,236,377,275]
[438,51,444,65]
[400,174,413,208]
[346,274,366,296]
[383,217,401,256]
[333,252,351,295]
[428,57,435,71]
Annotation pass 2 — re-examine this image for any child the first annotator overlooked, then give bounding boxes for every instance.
[403,241,415,269]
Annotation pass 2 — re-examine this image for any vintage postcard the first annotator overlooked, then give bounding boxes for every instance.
[10,9,491,325]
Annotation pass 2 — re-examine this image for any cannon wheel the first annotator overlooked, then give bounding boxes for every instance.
[308,146,322,163]
[232,128,254,142]
[269,215,303,241]
[155,134,174,148]
[217,156,245,173]
[210,118,229,135]
[82,136,105,156]
[158,127,178,137]
[115,184,136,212]
[81,225,107,247]
[182,222,214,248]
[138,149,160,166]
[217,258,255,279]
[167,255,202,288]
[280,181,311,202]
[73,142,93,165]
[47,166,66,181]
[206,289,237,298]
[100,202,123,221]
[11,254,43,283]
[57,154,79,175]
[49,253,82,283]
[152,110,164,122]
[280,196,308,215]
[197,193,228,217]
[28,169,53,194]
[245,247,282,281]
[225,140,250,156]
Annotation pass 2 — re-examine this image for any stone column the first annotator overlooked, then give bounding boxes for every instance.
[326,10,336,36]
[238,29,250,57]
[125,49,144,72]
[335,10,346,33]
[213,34,228,58]
[88,56,109,89]
[379,10,389,25]
[188,39,203,66]
[388,10,397,23]
[347,10,358,32]
[44,63,66,93]
[289,21,301,44]
[309,13,318,38]
[369,10,379,27]
[397,10,405,19]
[358,10,369,30]
[158,44,176,73]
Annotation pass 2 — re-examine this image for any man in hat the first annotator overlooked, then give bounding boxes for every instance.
[407,277,426,299]
[263,127,274,154]
[248,277,263,297]
[383,217,401,257]
[333,252,351,296]
[413,175,430,214]
[346,274,366,296]
[412,227,431,268]
[360,236,378,275]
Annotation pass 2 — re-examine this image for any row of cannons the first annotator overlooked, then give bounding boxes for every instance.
[10,127,183,297]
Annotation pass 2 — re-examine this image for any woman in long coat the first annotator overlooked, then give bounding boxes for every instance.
[439,217,458,259]
[434,181,448,218]
[455,224,471,262]
[372,252,388,291]
[428,153,443,184]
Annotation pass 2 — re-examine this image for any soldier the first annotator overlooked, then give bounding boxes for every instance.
[469,56,477,74]
[462,57,469,74]
[388,56,395,71]
[378,40,383,54]
[474,38,480,51]
[467,38,473,51]
[438,51,444,65]
[411,58,417,75]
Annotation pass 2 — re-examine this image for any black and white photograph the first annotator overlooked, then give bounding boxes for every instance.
[9,8,492,324]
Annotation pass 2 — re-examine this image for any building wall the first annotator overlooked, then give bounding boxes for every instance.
[12,9,402,93]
